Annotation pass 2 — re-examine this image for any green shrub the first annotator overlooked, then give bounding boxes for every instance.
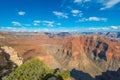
[6,58,70,80]
[6,58,53,80]
[55,69,70,79]
[0,66,3,71]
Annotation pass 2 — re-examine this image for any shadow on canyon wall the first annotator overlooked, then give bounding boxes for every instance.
[70,68,120,80]
[70,69,94,80]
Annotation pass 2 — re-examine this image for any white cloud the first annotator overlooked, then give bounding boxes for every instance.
[88,26,120,31]
[74,0,90,3]
[43,21,61,27]
[53,11,68,19]
[100,0,120,10]
[33,20,61,27]
[74,0,120,10]
[74,0,82,3]
[0,27,26,32]
[88,28,99,30]
[34,20,41,23]
[84,0,91,2]
[88,17,107,21]
[18,11,26,16]
[101,27,110,30]
[12,21,21,26]
[71,10,80,14]
[88,27,109,31]
[43,20,55,27]
[71,9,83,17]
[33,20,41,26]
[111,26,120,29]
[12,21,32,27]
[78,17,107,22]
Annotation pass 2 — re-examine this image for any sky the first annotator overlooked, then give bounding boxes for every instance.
[0,0,120,32]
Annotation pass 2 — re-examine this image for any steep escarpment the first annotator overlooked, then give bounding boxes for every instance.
[95,68,120,80]
[1,46,23,66]
[0,49,7,67]
[82,35,120,71]
[46,35,120,77]
[0,45,23,79]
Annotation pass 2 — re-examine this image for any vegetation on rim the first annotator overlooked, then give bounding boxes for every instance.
[6,58,70,80]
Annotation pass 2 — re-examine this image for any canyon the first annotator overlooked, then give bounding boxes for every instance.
[0,32,120,80]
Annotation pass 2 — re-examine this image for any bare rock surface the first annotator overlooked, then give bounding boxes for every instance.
[1,46,23,66]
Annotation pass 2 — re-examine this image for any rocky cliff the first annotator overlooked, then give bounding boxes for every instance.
[0,45,23,79]
[46,35,120,77]
[0,32,120,80]
[1,46,23,66]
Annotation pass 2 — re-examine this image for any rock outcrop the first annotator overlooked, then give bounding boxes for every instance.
[1,46,23,66]
[0,45,23,79]
[46,35,120,77]
[0,49,7,67]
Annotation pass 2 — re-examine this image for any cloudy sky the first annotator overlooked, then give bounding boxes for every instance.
[0,0,120,32]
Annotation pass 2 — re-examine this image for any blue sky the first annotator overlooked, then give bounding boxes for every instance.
[0,0,120,32]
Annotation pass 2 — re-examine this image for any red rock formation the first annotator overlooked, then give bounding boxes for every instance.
[0,49,7,66]
[0,32,120,78]
[53,35,120,77]
[0,35,5,39]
